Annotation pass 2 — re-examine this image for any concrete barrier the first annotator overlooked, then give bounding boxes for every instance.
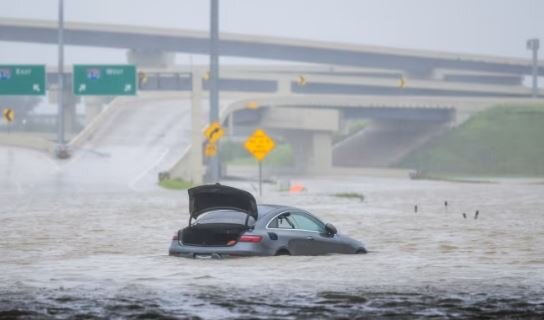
[224,164,412,180]
[166,145,194,181]
[68,97,126,149]
[0,133,55,153]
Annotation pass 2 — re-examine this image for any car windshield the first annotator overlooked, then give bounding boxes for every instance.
[195,209,255,226]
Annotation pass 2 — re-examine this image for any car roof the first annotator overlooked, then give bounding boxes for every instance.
[257,204,299,219]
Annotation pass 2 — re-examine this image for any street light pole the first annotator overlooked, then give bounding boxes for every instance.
[56,0,66,155]
[527,38,540,98]
[209,0,220,182]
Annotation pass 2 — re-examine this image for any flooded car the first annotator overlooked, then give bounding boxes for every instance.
[169,184,367,258]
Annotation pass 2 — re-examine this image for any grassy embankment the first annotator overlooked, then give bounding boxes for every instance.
[398,105,544,177]
[158,178,193,190]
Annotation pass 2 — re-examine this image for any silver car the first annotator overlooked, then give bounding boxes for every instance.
[169,184,367,258]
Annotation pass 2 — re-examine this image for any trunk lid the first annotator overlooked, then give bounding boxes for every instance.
[188,184,258,220]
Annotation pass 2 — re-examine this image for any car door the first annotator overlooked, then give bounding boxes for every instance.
[289,212,353,254]
[287,212,330,255]
[267,212,318,255]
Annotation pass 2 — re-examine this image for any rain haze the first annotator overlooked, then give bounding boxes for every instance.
[1,0,544,319]
[2,0,544,63]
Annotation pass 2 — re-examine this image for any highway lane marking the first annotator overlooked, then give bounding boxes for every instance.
[129,147,170,192]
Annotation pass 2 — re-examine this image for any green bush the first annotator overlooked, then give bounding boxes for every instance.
[334,192,365,201]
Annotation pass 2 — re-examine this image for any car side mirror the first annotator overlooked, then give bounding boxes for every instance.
[325,223,337,235]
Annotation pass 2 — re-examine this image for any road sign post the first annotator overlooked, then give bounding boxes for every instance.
[0,65,46,95]
[73,65,137,96]
[244,129,276,196]
[259,160,263,197]
[204,141,217,157]
[208,0,221,183]
[203,122,224,180]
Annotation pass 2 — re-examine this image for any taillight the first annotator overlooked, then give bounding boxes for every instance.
[239,235,263,243]
[172,233,179,241]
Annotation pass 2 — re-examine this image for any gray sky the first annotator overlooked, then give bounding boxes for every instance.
[1,0,543,64]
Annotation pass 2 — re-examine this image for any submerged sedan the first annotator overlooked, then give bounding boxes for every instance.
[169,184,367,258]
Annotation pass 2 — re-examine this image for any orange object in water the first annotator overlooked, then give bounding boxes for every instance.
[289,184,306,193]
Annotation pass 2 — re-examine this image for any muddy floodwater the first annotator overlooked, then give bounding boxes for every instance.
[1,173,543,319]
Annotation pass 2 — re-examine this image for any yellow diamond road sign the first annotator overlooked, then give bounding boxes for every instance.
[244,129,275,161]
[204,121,224,143]
[2,108,14,123]
[399,76,406,88]
[204,142,217,157]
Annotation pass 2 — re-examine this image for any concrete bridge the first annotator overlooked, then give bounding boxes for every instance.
[1,17,543,82]
[2,18,544,181]
[2,18,541,123]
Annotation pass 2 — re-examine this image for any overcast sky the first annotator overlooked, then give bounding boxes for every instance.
[1,0,543,65]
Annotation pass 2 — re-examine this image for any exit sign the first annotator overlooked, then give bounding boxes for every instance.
[0,65,46,95]
[73,65,136,96]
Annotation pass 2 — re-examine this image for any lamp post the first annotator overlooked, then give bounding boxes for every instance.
[208,0,220,182]
[56,0,69,158]
[527,38,540,98]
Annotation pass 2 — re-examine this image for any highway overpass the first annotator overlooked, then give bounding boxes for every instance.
[41,66,536,98]
[1,17,543,81]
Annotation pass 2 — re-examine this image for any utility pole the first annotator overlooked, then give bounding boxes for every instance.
[56,0,67,158]
[527,38,540,98]
[209,0,220,182]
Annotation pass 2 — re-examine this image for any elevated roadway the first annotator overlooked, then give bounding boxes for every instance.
[0,95,192,195]
[43,66,536,98]
[1,18,543,78]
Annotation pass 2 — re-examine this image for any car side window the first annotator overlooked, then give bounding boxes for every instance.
[290,212,324,232]
[268,213,296,229]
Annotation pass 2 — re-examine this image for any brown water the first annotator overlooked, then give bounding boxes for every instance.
[1,175,543,319]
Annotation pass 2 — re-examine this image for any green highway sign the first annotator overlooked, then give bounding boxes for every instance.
[0,65,46,95]
[73,65,137,96]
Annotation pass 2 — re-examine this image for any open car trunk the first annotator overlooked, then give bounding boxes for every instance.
[181,223,246,246]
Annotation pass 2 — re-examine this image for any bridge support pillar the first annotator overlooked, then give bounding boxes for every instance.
[167,70,204,185]
[284,131,333,174]
[261,106,338,174]
[189,70,204,185]
[277,79,291,94]
[310,132,333,172]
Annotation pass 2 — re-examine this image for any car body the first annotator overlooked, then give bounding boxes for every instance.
[168,184,367,258]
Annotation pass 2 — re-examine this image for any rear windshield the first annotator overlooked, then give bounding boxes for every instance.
[195,210,256,226]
